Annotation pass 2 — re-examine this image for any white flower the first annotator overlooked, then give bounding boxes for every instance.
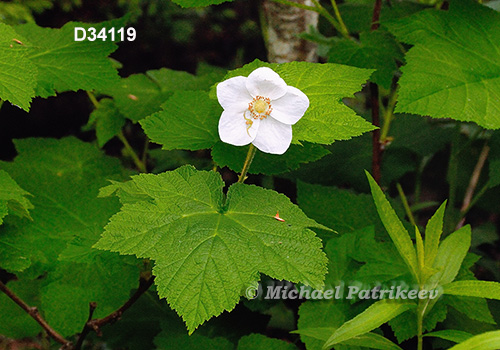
[216,67,309,155]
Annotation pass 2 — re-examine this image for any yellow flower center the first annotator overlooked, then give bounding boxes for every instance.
[254,99,268,114]
[243,96,273,137]
[248,96,272,120]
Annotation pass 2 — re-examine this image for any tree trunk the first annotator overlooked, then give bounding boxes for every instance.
[262,0,318,63]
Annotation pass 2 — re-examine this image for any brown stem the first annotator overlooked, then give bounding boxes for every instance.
[456,143,490,229]
[371,0,383,31]
[74,276,155,349]
[369,0,383,184]
[0,281,72,349]
[370,83,381,184]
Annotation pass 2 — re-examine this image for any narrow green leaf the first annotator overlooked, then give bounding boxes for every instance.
[424,330,473,343]
[342,332,404,350]
[424,201,447,267]
[294,328,403,350]
[365,171,419,282]
[443,280,500,300]
[428,226,471,287]
[448,330,500,350]
[415,226,424,273]
[323,300,415,349]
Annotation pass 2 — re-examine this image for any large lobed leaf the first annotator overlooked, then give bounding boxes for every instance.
[13,19,123,98]
[0,138,139,336]
[0,22,37,111]
[387,0,500,129]
[0,169,33,224]
[94,165,328,332]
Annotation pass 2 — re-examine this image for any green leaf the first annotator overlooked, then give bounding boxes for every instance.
[428,226,471,287]
[388,115,453,157]
[102,68,220,122]
[328,30,403,89]
[446,295,495,325]
[0,137,125,274]
[171,0,233,8]
[0,22,37,111]
[214,59,375,145]
[297,301,347,350]
[297,182,383,235]
[448,330,500,350]
[389,300,448,343]
[323,300,415,349]
[94,166,328,333]
[212,142,329,175]
[237,334,298,350]
[351,227,408,284]
[154,317,234,350]
[84,98,126,148]
[0,169,33,224]
[140,91,221,151]
[41,229,139,336]
[424,330,473,344]
[14,20,122,98]
[366,171,419,282]
[423,201,446,268]
[443,280,500,300]
[489,159,500,188]
[386,1,500,129]
[341,333,404,350]
[0,279,42,338]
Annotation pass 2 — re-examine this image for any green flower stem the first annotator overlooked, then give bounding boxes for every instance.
[310,0,349,39]
[380,89,398,143]
[117,131,148,173]
[86,91,147,173]
[0,99,4,111]
[396,183,417,227]
[416,292,426,350]
[330,0,350,38]
[238,144,257,183]
[270,0,349,39]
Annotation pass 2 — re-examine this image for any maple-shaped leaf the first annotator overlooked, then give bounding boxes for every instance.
[0,169,33,224]
[0,22,37,111]
[94,165,328,332]
[13,19,124,98]
[386,0,500,129]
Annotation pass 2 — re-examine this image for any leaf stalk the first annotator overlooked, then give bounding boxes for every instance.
[238,144,257,183]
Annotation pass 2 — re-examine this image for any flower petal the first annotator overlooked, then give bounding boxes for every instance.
[217,76,252,112]
[271,86,310,125]
[252,117,292,155]
[246,67,287,100]
[219,110,260,146]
